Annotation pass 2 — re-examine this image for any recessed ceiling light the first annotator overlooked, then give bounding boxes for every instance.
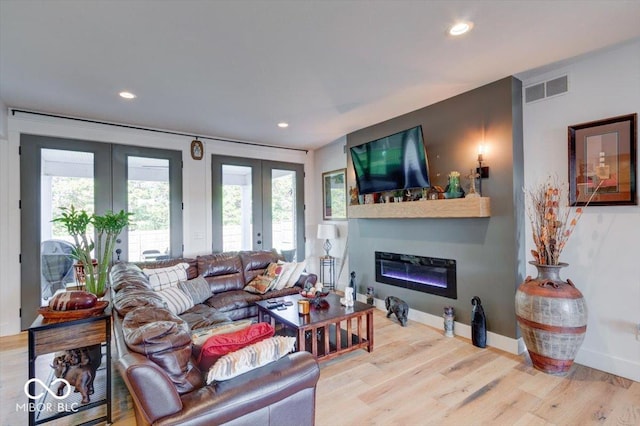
[448,21,473,36]
[119,91,136,99]
[277,122,289,128]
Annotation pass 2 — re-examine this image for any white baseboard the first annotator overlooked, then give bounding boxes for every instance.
[358,295,521,355]
[574,346,640,382]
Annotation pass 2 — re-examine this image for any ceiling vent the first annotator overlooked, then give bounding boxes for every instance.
[525,75,568,103]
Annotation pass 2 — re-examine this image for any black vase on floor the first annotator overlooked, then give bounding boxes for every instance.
[471,296,487,348]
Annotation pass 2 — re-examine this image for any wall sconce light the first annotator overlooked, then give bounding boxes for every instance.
[476,145,490,196]
[477,145,489,179]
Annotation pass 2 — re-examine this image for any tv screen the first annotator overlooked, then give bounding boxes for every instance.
[350,125,430,195]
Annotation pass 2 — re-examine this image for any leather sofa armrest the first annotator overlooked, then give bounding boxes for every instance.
[295,272,317,288]
[154,352,320,426]
[117,352,183,425]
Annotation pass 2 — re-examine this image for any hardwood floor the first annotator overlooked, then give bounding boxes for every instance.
[1,309,638,425]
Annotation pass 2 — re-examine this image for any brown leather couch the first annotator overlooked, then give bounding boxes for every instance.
[111,250,320,425]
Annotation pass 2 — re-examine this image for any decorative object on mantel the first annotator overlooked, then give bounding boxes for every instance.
[443,306,455,337]
[465,169,480,198]
[515,177,600,375]
[471,297,486,348]
[445,171,464,198]
[53,206,132,298]
[385,296,408,327]
[349,186,359,206]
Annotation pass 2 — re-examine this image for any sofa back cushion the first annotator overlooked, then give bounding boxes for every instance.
[135,257,198,280]
[197,253,245,293]
[239,250,280,283]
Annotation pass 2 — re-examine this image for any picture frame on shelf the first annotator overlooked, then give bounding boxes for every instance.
[568,113,637,206]
[322,168,347,220]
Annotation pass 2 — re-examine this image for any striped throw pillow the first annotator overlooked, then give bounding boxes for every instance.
[157,286,194,315]
[205,336,296,384]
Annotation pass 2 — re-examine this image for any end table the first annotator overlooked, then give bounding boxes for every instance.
[319,256,336,290]
[27,310,111,426]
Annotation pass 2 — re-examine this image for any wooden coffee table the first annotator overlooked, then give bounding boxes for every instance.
[256,293,374,361]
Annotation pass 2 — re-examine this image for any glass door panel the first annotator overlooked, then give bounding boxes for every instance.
[271,169,297,261]
[212,155,305,259]
[112,145,183,263]
[40,149,94,302]
[127,156,170,262]
[222,165,253,251]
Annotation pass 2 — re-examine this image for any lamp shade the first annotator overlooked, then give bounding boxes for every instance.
[317,224,338,240]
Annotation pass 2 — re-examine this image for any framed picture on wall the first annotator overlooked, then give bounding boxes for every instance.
[322,168,347,220]
[568,113,637,206]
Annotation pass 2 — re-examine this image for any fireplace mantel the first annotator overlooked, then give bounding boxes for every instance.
[347,197,491,219]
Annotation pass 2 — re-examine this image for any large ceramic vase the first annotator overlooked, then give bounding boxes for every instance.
[515,261,587,375]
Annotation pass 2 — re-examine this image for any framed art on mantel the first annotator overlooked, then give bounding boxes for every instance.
[568,113,637,206]
[322,169,347,220]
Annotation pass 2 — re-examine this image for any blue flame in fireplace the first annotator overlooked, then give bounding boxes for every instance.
[380,261,447,288]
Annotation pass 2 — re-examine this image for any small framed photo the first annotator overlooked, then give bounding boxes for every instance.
[569,113,637,206]
[322,168,347,220]
[190,139,203,160]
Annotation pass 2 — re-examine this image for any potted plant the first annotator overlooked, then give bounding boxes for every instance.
[53,206,132,297]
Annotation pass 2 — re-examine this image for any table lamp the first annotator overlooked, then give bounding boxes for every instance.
[317,224,338,257]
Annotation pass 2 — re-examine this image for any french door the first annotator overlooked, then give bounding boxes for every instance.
[20,134,182,329]
[211,155,305,260]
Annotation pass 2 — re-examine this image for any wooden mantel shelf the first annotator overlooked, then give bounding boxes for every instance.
[347,197,491,219]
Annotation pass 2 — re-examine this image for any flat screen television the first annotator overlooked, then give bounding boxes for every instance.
[350,125,430,195]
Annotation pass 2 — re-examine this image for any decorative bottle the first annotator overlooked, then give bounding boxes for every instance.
[471,296,487,348]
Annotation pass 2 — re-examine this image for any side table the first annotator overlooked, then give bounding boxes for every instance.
[319,256,336,290]
[27,309,111,426]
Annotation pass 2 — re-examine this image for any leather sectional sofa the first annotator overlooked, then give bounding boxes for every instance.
[111,250,321,426]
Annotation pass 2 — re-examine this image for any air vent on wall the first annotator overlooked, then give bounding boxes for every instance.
[525,75,568,103]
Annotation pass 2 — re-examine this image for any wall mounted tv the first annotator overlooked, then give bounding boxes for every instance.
[350,125,430,195]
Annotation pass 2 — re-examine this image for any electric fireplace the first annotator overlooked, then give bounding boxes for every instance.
[375,251,457,299]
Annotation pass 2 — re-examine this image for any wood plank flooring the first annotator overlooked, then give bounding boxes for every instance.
[1,309,638,425]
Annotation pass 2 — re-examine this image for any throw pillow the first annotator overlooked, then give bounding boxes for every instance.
[157,286,194,315]
[272,261,296,291]
[197,322,275,370]
[264,262,280,277]
[244,275,276,294]
[205,336,296,384]
[284,260,307,288]
[178,276,211,305]
[143,262,189,291]
[191,319,253,358]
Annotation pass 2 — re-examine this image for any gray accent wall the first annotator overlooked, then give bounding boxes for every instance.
[346,77,524,338]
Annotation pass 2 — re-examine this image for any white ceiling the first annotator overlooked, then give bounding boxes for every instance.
[1,1,640,150]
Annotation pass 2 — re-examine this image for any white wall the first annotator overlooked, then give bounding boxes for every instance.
[312,136,349,289]
[0,101,7,138]
[520,39,640,381]
[0,113,313,336]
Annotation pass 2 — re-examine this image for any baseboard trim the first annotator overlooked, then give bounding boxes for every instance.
[359,295,521,355]
[574,346,640,382]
